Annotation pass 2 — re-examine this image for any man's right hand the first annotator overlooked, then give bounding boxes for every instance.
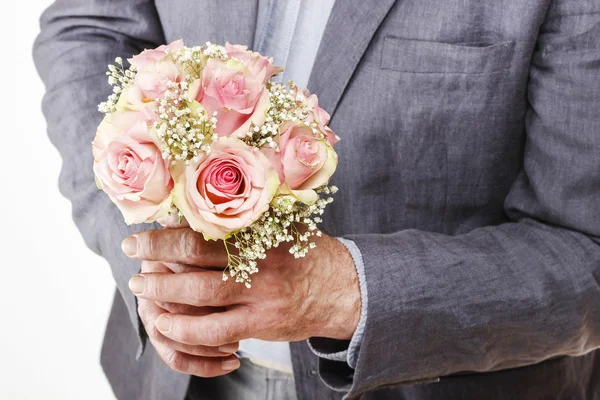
[136,260,241,377]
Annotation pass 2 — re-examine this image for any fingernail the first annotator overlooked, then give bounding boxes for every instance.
[219,344,239,354]
[222,359,240,371]
[155,315,172,332]
[122,236,137,257]
[128,275,145,294]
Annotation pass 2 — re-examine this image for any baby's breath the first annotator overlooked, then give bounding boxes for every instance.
[202,42,228,60]
[99,43,338,288]
[154,80,217,164]
[242,81,311,150]
[221,186,337,288]
[99,57,137,114]
[170,45,209,77]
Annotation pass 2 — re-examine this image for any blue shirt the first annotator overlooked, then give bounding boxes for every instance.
[238,0,368,373]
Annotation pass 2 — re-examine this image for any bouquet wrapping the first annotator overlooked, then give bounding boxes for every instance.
[93,40,340,287]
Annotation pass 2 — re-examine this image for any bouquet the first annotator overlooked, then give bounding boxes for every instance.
[93,40,340,287]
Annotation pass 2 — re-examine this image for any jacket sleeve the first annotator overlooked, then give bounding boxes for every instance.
[33,0,166,357]
[315,0,600,397]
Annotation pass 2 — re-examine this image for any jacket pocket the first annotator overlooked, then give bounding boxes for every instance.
[381,36,515,74]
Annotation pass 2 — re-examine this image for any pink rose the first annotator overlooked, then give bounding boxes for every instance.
[128,39,184,69]
[118,85,157,111]
[126,41,183,104]
[224,42,283,83]
[192,58,270,138]
[202,58,264,112]
[129,59,181,103]
[173,136,280,239]
[293,88,340,146]
[93,111,173,225]
[266,121,338,204]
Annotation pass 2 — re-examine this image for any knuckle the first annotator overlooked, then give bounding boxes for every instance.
[273,302,288,319]
[175,319,196,344]
[205,323,224,346]
[208,276,238,305]
[143,275,158,297]
[146,325,163,341]
[163,349,187,373]
[146,275,169,300]
[146,230,161,259]
[238,319,254,339]
[153,277,168,298]
[207,320,244,346]
[223,323,239,343]
[187,275,209,306]
[264,280,285,300]
[212,279,232,302]
[195,359,214,378]
[181,229,201,260]
[137,303,162,340]
[137,301,152,324]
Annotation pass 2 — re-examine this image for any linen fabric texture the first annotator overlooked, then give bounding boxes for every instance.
[34,0,600,399]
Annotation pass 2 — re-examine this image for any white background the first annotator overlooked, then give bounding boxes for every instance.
[2,1,117,399]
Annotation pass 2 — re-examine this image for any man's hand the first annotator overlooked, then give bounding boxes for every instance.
[134,260,242,376]
[123,228,361,353]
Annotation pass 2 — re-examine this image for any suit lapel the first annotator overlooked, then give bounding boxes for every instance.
[307,0,398,117]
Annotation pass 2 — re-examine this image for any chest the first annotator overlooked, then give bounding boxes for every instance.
[153,0,551,235]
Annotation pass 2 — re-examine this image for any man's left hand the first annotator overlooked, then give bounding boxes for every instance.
[123,228,361,348]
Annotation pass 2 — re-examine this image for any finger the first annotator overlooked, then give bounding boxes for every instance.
[155,346,241,377]
[138,297,238,357]
[146,308,240,377]
[143,261,224,312]
[141,260,173,274]
[155,309,255,347]
[141,262,193,315]
[140,262,231,335]
[122,228,228,266]
[155,301,224,316]
[163,262,218,274]
[130,271,246,307]
[148,329,240,377]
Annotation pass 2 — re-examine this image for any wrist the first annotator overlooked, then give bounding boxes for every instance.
[316,237,361,340]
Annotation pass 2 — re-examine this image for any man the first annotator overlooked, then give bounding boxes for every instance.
[34,0,600,399]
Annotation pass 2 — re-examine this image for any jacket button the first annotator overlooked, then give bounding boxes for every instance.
[309,369,318,376]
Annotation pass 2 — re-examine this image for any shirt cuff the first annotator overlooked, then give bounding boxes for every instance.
[307,237,368,369]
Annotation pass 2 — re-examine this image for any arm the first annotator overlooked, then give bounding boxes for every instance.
[313,0,600,396]
[33,0,166,354]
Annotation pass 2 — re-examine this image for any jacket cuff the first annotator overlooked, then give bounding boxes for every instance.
[307,237,368,369]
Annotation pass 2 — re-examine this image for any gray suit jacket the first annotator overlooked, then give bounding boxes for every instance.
[34,1,600,399]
